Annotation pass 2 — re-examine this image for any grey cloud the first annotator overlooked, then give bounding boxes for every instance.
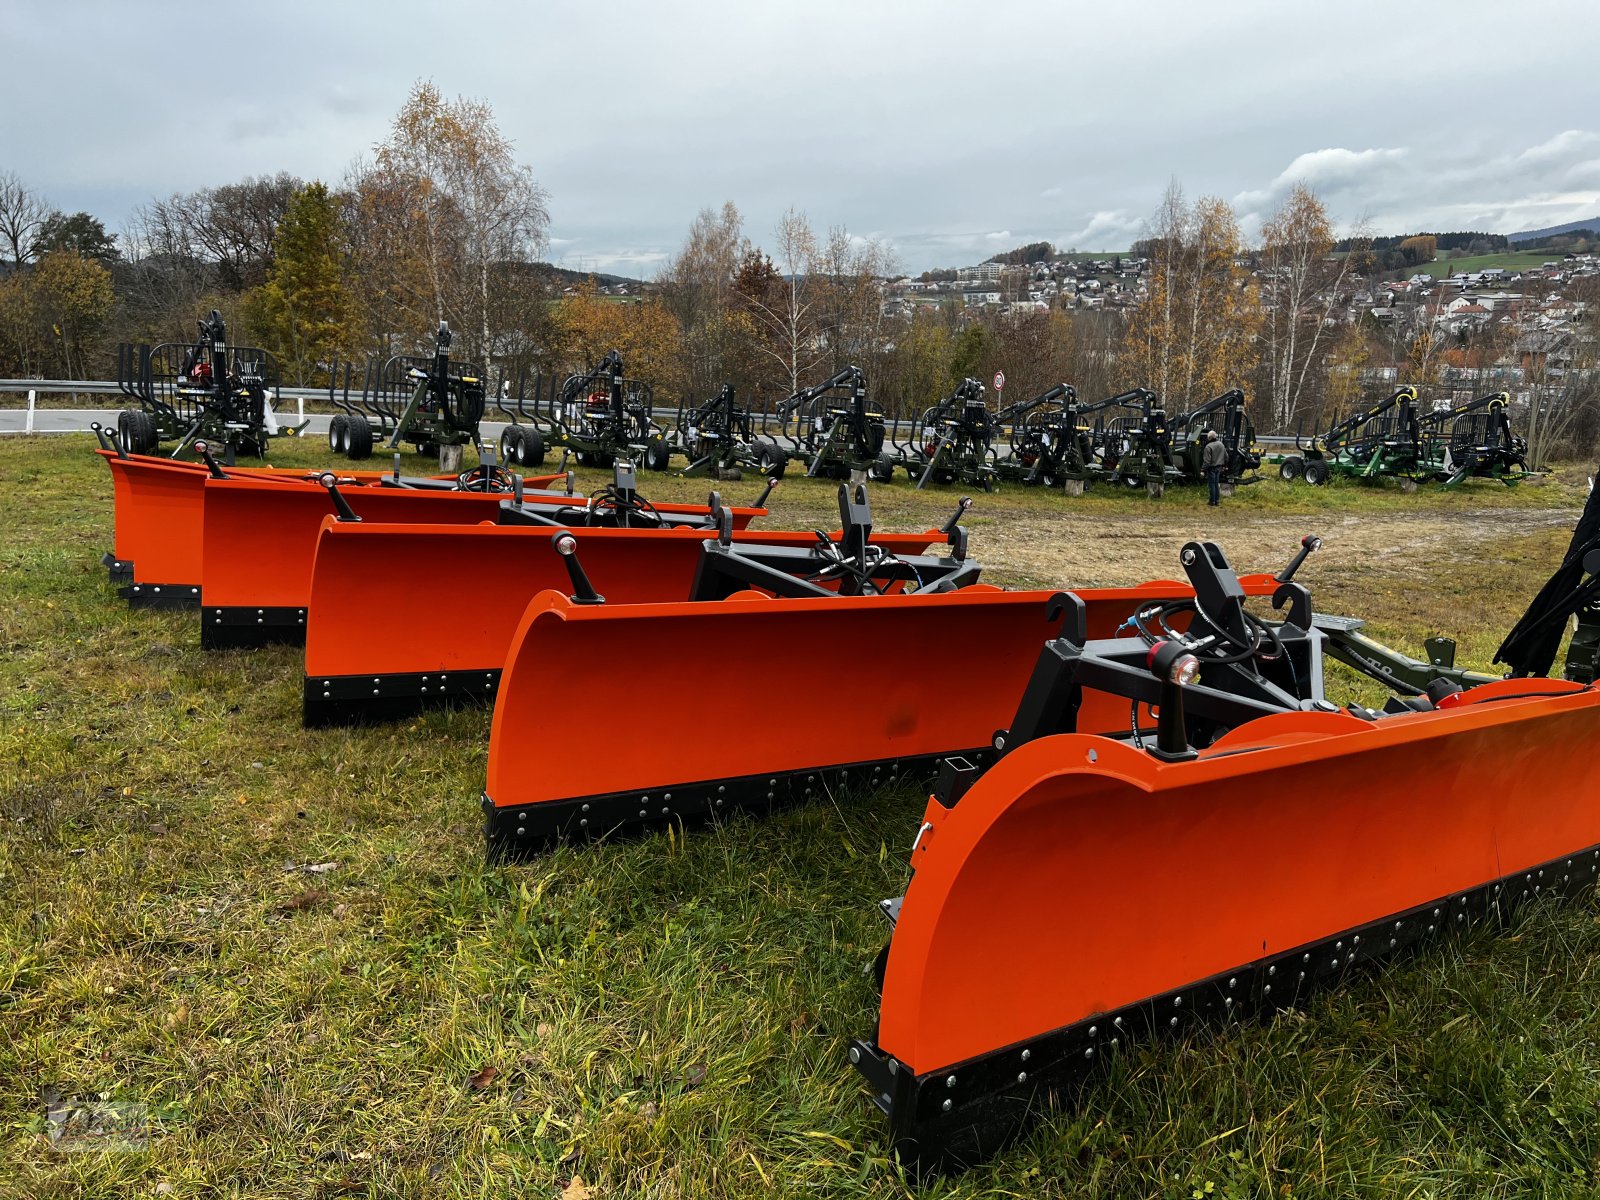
[3,0,1598,272]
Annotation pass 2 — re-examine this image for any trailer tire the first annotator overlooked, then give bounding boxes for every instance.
[1303,460,1332,487]
[328,415,349,456]
[716,466,743,482]
[119,409,158,454]
[344,414,374,460]
[643,437,672,472]
[500,427,526,465]
[1279,455,1304,482]
[869,454,896,483]
[522,428,546,466]
[756,445,789,479]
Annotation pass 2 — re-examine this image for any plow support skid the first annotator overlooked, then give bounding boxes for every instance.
[483,576,1280,852]
[303,522,941,724]
[859,678,1600,1168]
[198,477,760,649]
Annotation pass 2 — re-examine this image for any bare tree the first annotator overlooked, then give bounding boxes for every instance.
[1123,183,1258,408]
[1258,184,1365,430]
[375,81,550,365]
[742,208,826,397]
[659,202,750,398]
[0,170,49,267]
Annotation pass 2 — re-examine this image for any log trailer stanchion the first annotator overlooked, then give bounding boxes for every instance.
[1422,391,1532,487]
[328,322,486,470]
[1278,386,1426,488]
[993,386,1157,491]
[772,366,892,481]
[527,350,667,471]
[1170,387,1263,487]
[114,310,299,461]
[891,377,1001,491]
[665,382,791,480]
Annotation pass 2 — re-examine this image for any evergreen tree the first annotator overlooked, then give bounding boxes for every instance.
[248,182,348,385]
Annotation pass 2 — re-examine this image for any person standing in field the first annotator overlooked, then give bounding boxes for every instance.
[1202,428,1228,507]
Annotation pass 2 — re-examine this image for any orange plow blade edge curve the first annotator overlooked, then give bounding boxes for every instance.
[849,679,1600,1168]
[97,448,563,609]
[302,521,941,725]
[481,575,1282,854]
[198,477,762,648]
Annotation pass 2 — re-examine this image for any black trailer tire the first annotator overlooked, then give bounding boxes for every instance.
[328,414,349,456]
[500,426,526,465]
[344,414,374,460]
[756,445,789,479]
[869,454,896,483]
[643,437,672,472]
[522,428,546,466]
[1303,459,1332,486]
[1279,455,1304,482]
[717,466,743,482]
[119,409,159,454]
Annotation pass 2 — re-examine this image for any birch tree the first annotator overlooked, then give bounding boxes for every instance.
[373,81,550,365]
[1258,184,1364,429]
[1122,184,1259,410]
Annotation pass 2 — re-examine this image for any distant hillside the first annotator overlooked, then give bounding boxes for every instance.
[536,263,648,289]
[1508,217,1600,244]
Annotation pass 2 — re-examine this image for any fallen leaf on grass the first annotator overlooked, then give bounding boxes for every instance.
[560,1175,594,1200]
[282,861,341,875]
[278,889,327,913]
[467,1065,499,1091]
[683,1059,707,1089]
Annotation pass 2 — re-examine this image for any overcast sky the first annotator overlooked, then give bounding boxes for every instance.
[7,0,1599,275]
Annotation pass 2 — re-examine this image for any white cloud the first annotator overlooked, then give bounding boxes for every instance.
[1060,210,1145,249]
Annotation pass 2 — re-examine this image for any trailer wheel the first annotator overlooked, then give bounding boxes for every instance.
[1303,459,1332,486]
[756,445,789,479]
[1040,469,1060,489]
[643,437,672,472]
[522,428,546,466]
[869,454,896,483]
[500,427,526,465]
[716,466,743,482]
[328,415,349,455]
[1279,455,1304,482]
[119,409,158,454]
[344,414,374,460]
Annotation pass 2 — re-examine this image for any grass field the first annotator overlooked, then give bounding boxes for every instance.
[3,434,1600,1198]
[1415,250,1556,279]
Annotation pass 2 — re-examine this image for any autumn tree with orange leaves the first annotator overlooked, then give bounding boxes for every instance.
[1122,182,1259,413]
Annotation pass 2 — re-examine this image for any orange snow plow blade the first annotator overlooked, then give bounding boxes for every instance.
[302,520,941,724]
[198,477,762,648]
[96,447,563,606]
[845,527,1600,1170]
[482,574,1281,853]
[853,682,1600,1167]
